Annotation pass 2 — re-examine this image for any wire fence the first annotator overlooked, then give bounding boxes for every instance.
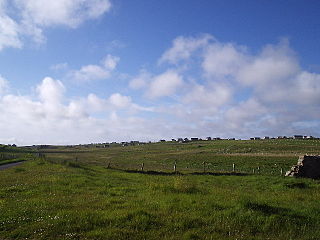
[41,152,290,177]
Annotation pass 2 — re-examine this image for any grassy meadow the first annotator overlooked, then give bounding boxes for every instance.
[0,139,320,239]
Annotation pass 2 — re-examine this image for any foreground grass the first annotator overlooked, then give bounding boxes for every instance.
[1,159,320,239]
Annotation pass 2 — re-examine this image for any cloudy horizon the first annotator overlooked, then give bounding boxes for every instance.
[0,0,320,145]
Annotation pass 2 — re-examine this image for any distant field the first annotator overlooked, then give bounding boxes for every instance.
[0,139,320,239]
[42,139,320,175]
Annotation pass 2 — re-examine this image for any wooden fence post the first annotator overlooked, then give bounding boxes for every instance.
[280,168,283,176]
[232,163,235,172]
[141,162,144,171]
[174,161,177,173]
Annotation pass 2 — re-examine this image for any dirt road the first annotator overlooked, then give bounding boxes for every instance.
[0,161,24,171]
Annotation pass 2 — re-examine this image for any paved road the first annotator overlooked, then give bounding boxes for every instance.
[0,161,25,171]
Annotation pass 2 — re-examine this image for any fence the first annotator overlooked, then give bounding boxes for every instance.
[42,152,291,177]
[104,161,287,176]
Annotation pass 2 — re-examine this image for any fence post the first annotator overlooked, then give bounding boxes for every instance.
[232,163,235,172]
[107,162,111,169]
[203,162,206,173]
[257,166,260,174]
[253,169,255,174]
[280,168,283,176]
[141,162,144,171]
[174,161,177,173]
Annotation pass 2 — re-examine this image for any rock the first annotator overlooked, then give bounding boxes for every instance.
[285,155,320,179]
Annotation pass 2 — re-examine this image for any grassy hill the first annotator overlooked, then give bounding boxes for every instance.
[0,139,320,239]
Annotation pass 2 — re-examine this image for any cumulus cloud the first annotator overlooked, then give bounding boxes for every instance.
[1,34,320,144]
[147,70,184,98]
[37,77,65,103]
[202,42,247,79]
[0,8,22,50]
[0,76,156,145]
[14,0,111,27]
[147,34,320,138]
[183,83,232,108]
[0,0,112,50]
[108,93,131,108]
[69,54,119,82]
[129,70,150,90]
[159,34,213,64]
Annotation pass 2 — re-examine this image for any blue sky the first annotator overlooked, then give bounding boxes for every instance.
[0,0,320,145]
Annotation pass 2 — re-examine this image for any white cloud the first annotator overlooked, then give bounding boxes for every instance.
[14,0,111,27]
[71,65,111,82]
[225,98,268,130]
[159,34,213,64]
[202,43,247,79]
[108,93,131,108]
[36,77,65,103]
[237,41,299,86]
[102,54,119,70]
[1,34,320,144]
[0,0,112,50]
[0,75,9,95]
[143,34,320,138]
[147,70,184,98]
[0,76,156,145]
[0,13,22,50]
[293,71,320,104]
[183,83,232,108]
[69,54,119,82]
[129,70,150,90]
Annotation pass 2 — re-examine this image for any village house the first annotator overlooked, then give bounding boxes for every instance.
[294,135,303,139]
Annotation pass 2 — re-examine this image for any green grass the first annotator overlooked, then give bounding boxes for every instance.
[43,139,320,175]
[0,139,320,239]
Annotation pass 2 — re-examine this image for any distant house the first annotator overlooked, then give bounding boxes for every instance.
[177,138,183,143]
[293,135,303,139]
[184,138,189,142]
[264,136,270,140]
[160,140,166,142]
[250,137,254,140]
[171,139,176,142]
[191,138,198,141]
[254,137,261,140]
[130,141,139,145]
[228,138,235,140]
[206,137,212,141]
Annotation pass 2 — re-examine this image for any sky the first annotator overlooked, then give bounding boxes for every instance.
[0,0,320,145]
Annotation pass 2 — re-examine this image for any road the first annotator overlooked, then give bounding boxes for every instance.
[0,161,25,171]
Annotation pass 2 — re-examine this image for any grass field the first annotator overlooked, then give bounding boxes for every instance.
[0,139,320,239]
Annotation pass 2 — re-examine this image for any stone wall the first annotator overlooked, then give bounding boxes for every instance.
[286,155,320,179]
